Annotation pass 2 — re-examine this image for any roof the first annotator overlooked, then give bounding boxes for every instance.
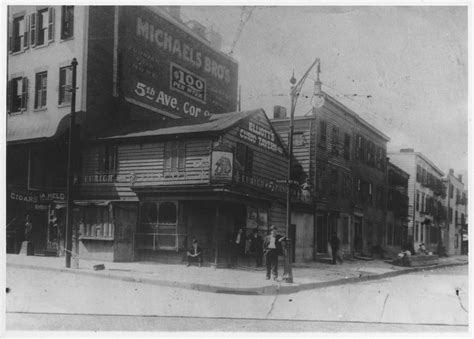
[270,92,390,142]
[388,151,444,176]
[7,111,71,143]
[324,93,390,142]
[387,161,410,179]
[95,109,261,141]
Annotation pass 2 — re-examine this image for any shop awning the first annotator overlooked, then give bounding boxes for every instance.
[7,110,80,143]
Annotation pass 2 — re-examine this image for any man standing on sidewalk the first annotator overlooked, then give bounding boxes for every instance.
[250,228,263,267]
[263,225,285,280]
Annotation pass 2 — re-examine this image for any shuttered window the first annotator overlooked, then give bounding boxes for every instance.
[344,133,351,160]
[319,120,327,147]
[11,16,24,52]
[8,77,28,113]
[235,142,253,176]
[34,72,48,109]
[164,141,186,172]
[61,6,74,39]
[99,145,118,174]
[36,7,54,46]
[59,66,73,104]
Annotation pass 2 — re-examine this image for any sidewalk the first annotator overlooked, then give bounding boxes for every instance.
[6,254,468,295]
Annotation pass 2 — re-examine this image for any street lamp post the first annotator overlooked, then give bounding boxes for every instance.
[283,58,325,283]
[65,58,78,268]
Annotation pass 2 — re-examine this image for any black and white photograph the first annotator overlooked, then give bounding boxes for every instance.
[2,0,471,336]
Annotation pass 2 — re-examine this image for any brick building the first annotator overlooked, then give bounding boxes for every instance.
[6,6,241,260]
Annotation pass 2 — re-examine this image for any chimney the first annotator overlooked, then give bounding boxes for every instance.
[458,174,463,183]
[273,105,287,119]
[208,29,222,51]
[188,20,208,40]
[167,6,181,22]
[449,169,454,175]
[400,148,414,153]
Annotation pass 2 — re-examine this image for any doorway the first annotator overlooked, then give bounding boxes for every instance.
[354,217,363,254]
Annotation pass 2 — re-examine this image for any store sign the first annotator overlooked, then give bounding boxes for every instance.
[9,190,66,203]
[119,7,238,118]
[239,121,284,155]
[211,151,233,180]
[234,171,287,193]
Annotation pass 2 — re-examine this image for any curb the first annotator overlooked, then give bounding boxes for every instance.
[7,260,468,296]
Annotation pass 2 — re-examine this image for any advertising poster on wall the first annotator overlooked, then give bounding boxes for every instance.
[119,7,239,119]
[211,151,233,181]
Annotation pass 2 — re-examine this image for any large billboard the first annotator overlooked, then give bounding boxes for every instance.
[119,7,238,119]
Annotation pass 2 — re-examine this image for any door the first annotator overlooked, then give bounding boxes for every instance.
[316,214,328,253]
[354,217,363,253]
[30,209,48,255]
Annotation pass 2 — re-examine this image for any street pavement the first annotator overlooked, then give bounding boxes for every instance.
[5,253,469,295]
[5,265,469,332]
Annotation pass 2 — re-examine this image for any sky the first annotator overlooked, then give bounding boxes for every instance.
[180,5,468,179]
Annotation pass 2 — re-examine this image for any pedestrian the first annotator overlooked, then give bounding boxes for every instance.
[230,228,245,267]
[186,239,203,267]
[250,228,264,267]
[263,225,285,280]
[24,214,33,242]
[330,232,343,264]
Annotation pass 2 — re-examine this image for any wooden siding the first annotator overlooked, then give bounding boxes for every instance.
[223,111,289,187]
[79,138,211,199]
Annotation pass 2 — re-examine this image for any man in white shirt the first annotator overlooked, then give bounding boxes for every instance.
[263,225,285,281]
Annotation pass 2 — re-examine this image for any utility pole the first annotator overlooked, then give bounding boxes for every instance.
[65,58,78,268]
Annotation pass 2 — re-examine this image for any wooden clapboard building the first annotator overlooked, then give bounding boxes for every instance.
[272,93,390,259]
[75,109,289,264]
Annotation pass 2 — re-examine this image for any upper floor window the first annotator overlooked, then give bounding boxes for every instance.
[99,145,118,173]
[34,71,48,109]
[59,66,73,105]
[319,120,327,148]
[11,16,25,52]
[7,77,28,113]
[331,127,339,156]
[293,132,306,147]
[344,133,351,160]
[61,6,74,39]
[164,141,186,172]
[235,142,253,176]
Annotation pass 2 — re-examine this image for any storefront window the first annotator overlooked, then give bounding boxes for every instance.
[140,202,158,231]
[158,202,177,224]
[137,201,178,250]
[82,205,113,239]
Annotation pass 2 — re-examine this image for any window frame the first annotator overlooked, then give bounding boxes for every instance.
[34,71,48,109]
[58,65,73,105]
[164,141,186,173]
[61,5,74,40]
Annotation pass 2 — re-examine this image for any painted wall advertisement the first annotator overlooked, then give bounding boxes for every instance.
[119,7,239,119]
[211,151,233,181]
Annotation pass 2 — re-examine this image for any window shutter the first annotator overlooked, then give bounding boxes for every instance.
[7,80,12,113]
[30,13,36,47]
[48,7,55,42]
[178,142,186,170]
[24,15,30,48]
[164,143,171,171]
[8,20,13,53]
[21,77,28,110]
